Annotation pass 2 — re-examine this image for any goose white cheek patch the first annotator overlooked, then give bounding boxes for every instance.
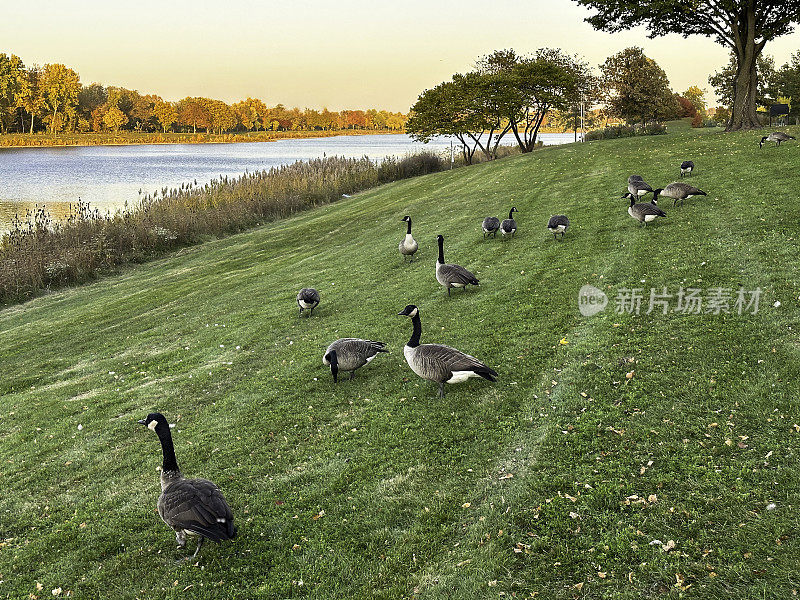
[148,420,158,431]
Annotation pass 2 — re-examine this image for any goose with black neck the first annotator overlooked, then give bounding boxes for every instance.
[138,412,237,560]
[435,234,479,296]
[398,304,497,398]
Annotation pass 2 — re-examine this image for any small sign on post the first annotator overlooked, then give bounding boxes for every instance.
[769,103,789,126]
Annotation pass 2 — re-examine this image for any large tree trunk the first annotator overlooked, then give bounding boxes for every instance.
[727,4,764,131]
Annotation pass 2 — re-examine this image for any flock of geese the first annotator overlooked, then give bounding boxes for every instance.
[139,130,794,560]
[303,214,518,399]
[622,161,708,226]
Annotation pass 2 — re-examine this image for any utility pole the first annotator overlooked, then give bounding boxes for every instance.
[580,94,586,142]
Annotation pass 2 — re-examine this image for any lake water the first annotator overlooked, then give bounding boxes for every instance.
[0,132,577,233]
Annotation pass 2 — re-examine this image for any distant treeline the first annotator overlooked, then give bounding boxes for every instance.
[0,52,408,135]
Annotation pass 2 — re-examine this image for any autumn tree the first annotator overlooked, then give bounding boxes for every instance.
[0,53,26,133]
[152,99,177,132]
[207,99,237,133]
[102,106,127,132]
[40,63,80,132]
[232,99,256,130]
[386,112,405,130]
[178,97,211,133]
[77,83,108,132]
[683,85,707,114]
[17,66,44,133]
[675,95,698,118]
[573,0,800,131]
[600,47,678,125]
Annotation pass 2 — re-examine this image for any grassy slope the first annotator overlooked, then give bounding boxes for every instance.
[1,121,799,599]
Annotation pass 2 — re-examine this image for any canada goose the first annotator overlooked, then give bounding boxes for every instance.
[296,288,320,317]
[482,216,500,238]
[138,412,236,560]
[680,160,694,177]
[547,215,569,240]
[759,132,795,148]
[323,338,388,382]
[399,216,419,261]
[653,182,707,207]
[500,207,518,237]
[435,235,479,296]
[628,178,653,200]
[623,193,666,226]
[397,305,497,398]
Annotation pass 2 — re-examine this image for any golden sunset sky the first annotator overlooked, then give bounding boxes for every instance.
[5,0,800,111]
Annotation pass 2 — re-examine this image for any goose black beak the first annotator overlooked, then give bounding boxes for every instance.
[137,419,147,425]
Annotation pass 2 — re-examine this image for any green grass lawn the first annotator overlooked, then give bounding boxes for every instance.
[1,120,799,599]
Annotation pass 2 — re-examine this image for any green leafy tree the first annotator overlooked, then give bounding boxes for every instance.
[478,48,593,152]
[774,52,800,118]
[40,63,80,132]
[709,52,777,110]
[573,0,800,131]
[407,73,506,163]
[600,47,678,125]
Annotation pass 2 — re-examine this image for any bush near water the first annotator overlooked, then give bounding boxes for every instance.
[0,152,446,304]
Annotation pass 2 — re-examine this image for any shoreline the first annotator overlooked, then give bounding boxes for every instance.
[0,128,406,150]
[0,128,577,150]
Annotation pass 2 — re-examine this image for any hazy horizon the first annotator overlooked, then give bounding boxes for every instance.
[5,0,800,112]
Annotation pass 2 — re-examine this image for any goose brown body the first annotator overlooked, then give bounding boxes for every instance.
[653,182,707,207]
[435,235,479,295]
[323,338,388,381]
[398,305,497,397]
[139,413,236,559]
